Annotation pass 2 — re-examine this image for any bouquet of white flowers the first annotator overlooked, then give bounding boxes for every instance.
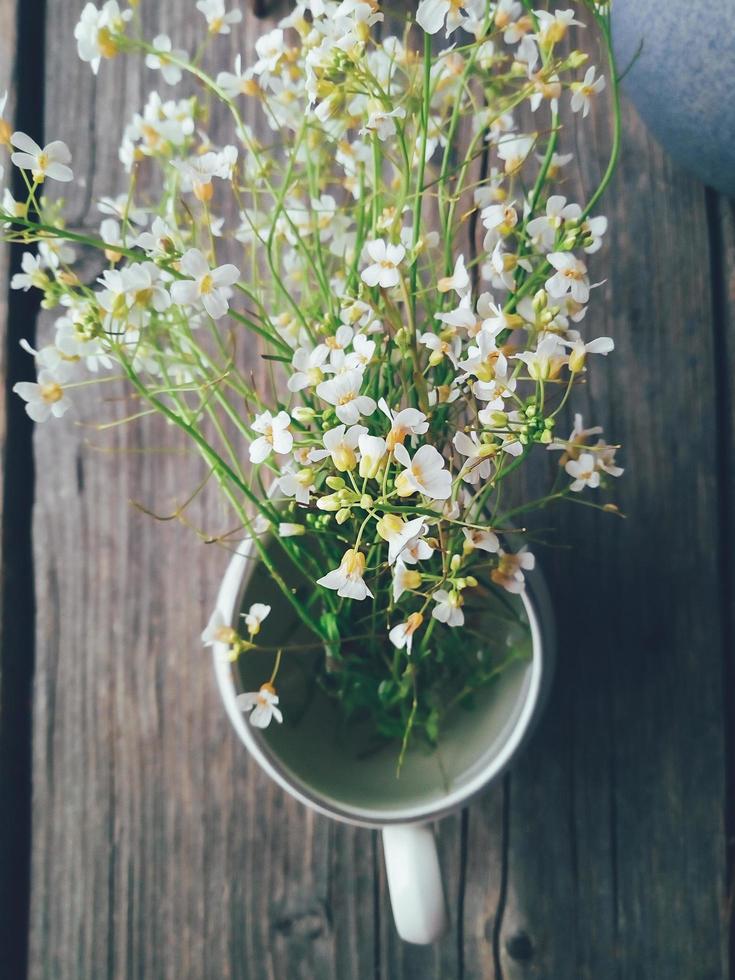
[1,0,621,770]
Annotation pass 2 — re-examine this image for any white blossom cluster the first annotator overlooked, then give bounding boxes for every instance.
[0,0,622,737]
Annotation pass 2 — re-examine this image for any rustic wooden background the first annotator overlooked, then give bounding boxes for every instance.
[1,1,734,978]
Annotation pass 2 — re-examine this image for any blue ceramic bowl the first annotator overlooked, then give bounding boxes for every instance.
[612,0,735,197]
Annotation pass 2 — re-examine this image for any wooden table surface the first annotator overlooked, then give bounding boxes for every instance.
[1,2,734,978]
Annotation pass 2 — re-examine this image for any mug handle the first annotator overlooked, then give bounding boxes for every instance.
[382,824,448,944]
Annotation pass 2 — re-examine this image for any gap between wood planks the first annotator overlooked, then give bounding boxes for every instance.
[705,188,735,979]
[0,2,46,978]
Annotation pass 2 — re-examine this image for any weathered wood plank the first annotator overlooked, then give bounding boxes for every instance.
[484,97,730,978]
[28,5,381,979]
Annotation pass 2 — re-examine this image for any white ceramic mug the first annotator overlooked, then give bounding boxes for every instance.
[212,538,555,944]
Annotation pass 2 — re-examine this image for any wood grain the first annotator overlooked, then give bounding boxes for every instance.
[9,6,732,980]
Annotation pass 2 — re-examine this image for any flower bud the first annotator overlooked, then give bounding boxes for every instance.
[568,50,589,69]
[450,554,462,572]
[326,475,346,490]
[317,493,341,512]
[376,513,404,541]
[466,576,479,588]
[292,406,316,424]
[279,523,305,537]
[533,289,548,313]
[336,508,351,525]
[360,494,373,510]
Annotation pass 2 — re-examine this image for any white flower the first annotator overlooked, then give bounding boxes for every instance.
[545,252,592,304]
[378,398,429,449]
[11,252,49,292]
[581,214,608,254]
[244,602,271,635]
[463,527,500,553]
[346,334,376,370]
[431,589,464,627]
[515,335,567,381]
[170,248,239,320]
[358,433,387,479]
[376,515,426,565]
[135,217,181,259]
[196,0,242,34]
[491,548,535,594]
[453,431,495,485]
[201,607,237,647]
[174,147,238,194]
[316,368,376,425]
[249,410,293,464]
[13,367,72,422]
[361,239,405,289]
[392,557,422,602]
[278,466,315,505]
[10,133,72,182]
[496,133,535,175]
[417,0,468,36]
[565,452,600,492]
[564,335,614,373]
[526,195,581,251]
[145,34,187,85]
[287,345,330,392]
[360,106,406,141]
[253,28,287,75]
[534,8,582,46]
[310,423,367,472]
[74,1,132,73]
[399,530,434,565]
[237,684,283,729]
[571,67,605,118]
[97,194,147,227]
[438,254,470,297]
[394,443,452,500]
[389,612,424,655]
[420,331,462,368]
[317,549,373,600]
[216,55,254,99]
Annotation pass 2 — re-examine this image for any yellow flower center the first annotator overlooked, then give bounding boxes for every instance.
[395,471,414,497]
[333,446,357,471]
[210,17,224,33]
[199,273,214,294]
[97,27,119,59]
[40,382,63,404]
[193,181,214,203]
[343,550,366,577]
[406,612,423,634]
[386,426,406,451]
[215,625,237,645]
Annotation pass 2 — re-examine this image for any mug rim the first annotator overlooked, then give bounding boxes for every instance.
[212,536,553,829]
